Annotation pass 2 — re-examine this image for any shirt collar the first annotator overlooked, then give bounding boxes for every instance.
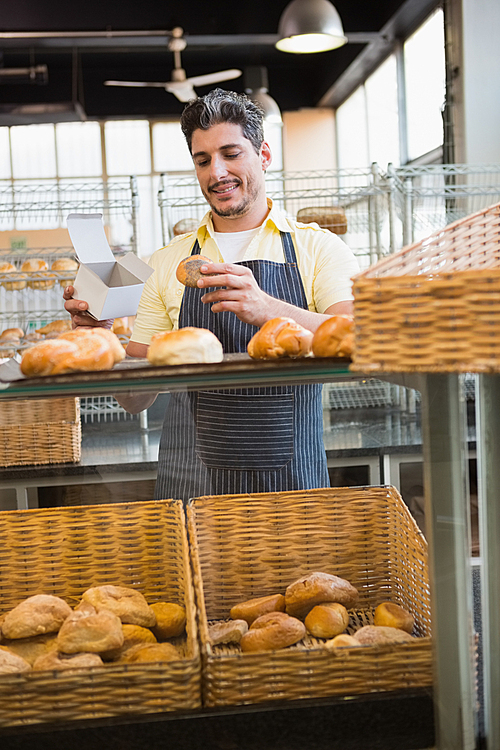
[196,198,290,246]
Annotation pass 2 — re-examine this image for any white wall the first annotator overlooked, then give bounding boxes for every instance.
[282,109,336,171]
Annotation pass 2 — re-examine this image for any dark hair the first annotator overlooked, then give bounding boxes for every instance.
[180,88,265,154]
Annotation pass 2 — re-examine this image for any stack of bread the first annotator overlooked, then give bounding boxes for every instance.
[0,585,186,675]
[247,315,355,360]
[207,571,416,654]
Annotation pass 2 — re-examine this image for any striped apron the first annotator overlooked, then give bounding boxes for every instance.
[154,231,329,501]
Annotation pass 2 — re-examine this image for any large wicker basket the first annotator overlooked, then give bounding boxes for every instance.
[351,202,500,372]
[0,397,81,467]
[187,486,432,708]
[0,500,200,727]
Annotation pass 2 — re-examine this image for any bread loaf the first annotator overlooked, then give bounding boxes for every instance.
[81,585,156,628]
[247,317,313,359]
[240,611,306,653]
[51,257,78,286]
[176,254,214,287]
[150,602,186,639]
[33,650,103,672]
[354,625,415,645]
[285,572,359,620]
[59,327,125,365]
[0,327,25,341]
[102,624,157,661]
[312,315,354,358]
[229,594,286,625]
[0,645,32,674]
[36,319,72,335]
[147,327,224,366]
[57,605,124,654]
[208,619,248,646]
[0,261,26,291]
[20,335,116,377]
[324,633,362,650]
[373,602,414,633]
[304,602,349,639]
[2,595,72,639]
[119,642,179,664]
[21,258,55,289]
[0,633,58,666]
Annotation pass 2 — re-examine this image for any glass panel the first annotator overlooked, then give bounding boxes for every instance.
[152,122,193,172]
[0,128,11,179]
[404,8,446,161]
[10,124,57,179]
[336,86,369,170]
[365,54,400,168]
[105,120,151,176]
[56,122,102,177]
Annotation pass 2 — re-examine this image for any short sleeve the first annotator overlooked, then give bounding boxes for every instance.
[312,232,360,313]
[130,258,173,345]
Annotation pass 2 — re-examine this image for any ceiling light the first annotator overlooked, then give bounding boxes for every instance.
[244,66,282,126]
[276,0,347,54]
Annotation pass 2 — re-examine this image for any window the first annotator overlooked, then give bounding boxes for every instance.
[152,122,193,172]
[10,124,57,179]
[365,55,400,168]
[56,122,102,177]
[0,128,11,179]
[336,86,369,170]
[105,120,151,176]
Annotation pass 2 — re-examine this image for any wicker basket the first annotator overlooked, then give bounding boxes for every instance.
[0,500,200,727]
[0,398,81,467]
[351,202,500,372]
[187,486,432,708]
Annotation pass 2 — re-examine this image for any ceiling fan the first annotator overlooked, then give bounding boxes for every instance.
[104,27,242,102]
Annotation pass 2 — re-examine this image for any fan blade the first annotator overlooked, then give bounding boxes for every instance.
[185,69,242,87]
[164,81,197,102]
[104,80,168,88]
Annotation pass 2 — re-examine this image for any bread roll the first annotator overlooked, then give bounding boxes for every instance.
[147,327,224,366]
[33,650,103,672]
[173,218,198,236]
[208,619,248,646]
[21,258,55,289]
[176,254,214,287]
[312,315,355,358]
[0,327,25,340]
[0,634,58,666]
[112,318,132,337]
[297,207,348,235]
[119,642,179,664]
[373,602,414,634]
[57,605,124,654]
[0,261,26,291]
[247,317,313,359]
[324,634,362,650]
[230,594,286,626]
[36,319,72,335]
[51,257,78,286]
[59,327,125,365]
[304,602,349,639]
[354,625,415,645]
[2,595,72,639]
[240,611,306,653]
[150,602,186,639]
[285,572,359,620]
[0,645,31,674]
[24,332,43,342]
[102,624,157,661]
[20,335,116,377]
[81,585,156,628]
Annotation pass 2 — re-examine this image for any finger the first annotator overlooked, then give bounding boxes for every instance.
[201,262,249,275]
[62,285,75,301]
[197,273,246,290]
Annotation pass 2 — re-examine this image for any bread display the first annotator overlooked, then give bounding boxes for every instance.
[173,218,198,236]
[1,595,72,639]
[354,625,415,645]
[229,594,286,626]
[0,261,26,291]
[312,315,355,358]
[304,602,349,639]
[0,645,32,674]
[247,317,313,359]
[57,605,124,654]
[81,585,156,628]
[32,650,104,672]
[373,602,414,633]
[208,619,248,646]
[21,258,55,289]
[285,572,359,619]
[51,257,79,287]
[147,327,224,366]
[296,207,348,235]
[176,254,214,287]
[240,611,306,653]
[20,335,116,377]
[150,602,186,639]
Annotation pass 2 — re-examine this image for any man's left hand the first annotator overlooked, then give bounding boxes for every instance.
[197,262,271,327]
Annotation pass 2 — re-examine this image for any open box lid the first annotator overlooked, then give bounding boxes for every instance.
[67,213,115,264]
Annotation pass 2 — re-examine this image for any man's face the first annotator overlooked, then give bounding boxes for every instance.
[191,122,271,223]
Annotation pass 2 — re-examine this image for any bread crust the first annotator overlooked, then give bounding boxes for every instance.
[33,650,103,671]
[57,606,124,654]
[147,327,224,366]
[285,572,359,619]
[230,593,286,625]
[240,611,306,653]
[150,602,186,639]
[2,595,72,639]
[373,602,414,633]
[119,642,179,663]
[81,585,156,628]
[304,602,349,639]
[59,327,125,365]
[208,619,248,646]
[354,625,415,645]
[312,315,354,358]
[247,317,313,359]
[0,645,32,674]
[20,335,116,377]
[176,254,214,287]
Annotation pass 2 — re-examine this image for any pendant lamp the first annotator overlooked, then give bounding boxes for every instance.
[276,0,347,54]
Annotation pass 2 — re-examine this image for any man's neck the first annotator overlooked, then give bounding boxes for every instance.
[211,200,270,233]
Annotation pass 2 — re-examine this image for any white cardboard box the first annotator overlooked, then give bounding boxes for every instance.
[67,213,153,320]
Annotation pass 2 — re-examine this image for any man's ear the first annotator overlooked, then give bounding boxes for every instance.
[260,141,272,171]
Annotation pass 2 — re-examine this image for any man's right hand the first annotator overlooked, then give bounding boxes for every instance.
[63,285,113,330]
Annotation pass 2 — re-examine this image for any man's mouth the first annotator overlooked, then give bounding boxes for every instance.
[210,181,239,195]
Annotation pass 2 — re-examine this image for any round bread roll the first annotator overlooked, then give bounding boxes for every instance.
[208,619,248,646]
[20,335,116,377]
[312,315,355,358]
[0,261,26,291]
[0,645,31,674]
[0,327,25,341]
[247,317,313,359]
[240,611,306,653]
[21,258,55,289]
[229,594,286,626]
[304,602,349,639]
[150,602,186,639]
[324,633,362,651]
[59,327,125,365]
[57,606,124,654]
[33,650,103,672]
[175,254,214,287]
[119,642,180,664]
[285,572,359,620]
[51,257,78,287]
[147,327,224,366]
[173,218,198,236]
[81,585,156,628]
[373,602,414,634]
[36,319,72,335]
[2,595,72,640]
[0,633,58,666]
[112,317,132,337]
[354,625,415,645]
[102,623,157,661]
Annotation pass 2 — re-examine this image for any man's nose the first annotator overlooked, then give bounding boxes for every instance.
[210,155,229,182]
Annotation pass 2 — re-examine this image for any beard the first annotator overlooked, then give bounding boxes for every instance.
[204,176,261,219]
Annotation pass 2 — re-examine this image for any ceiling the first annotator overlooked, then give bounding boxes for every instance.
[0,0,439,123]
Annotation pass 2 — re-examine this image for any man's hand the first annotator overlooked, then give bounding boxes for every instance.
[63,285,113,330]
[197,262,273,328]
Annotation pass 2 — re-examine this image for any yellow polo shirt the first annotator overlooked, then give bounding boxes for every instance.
[131,199,360,345]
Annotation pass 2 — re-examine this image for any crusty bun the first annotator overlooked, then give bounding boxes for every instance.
[33,650,103,672]
[21,258,55,289]
[119,642,180,664]
[0,327,25,340]
[0,633,58,666]
[297,207,348,235]
[230,594,286,626]
[312,315,354,358]
[102,624,157,661]
[59,327,125,365]
[354,625,415,645]
[36,319,72,335]
[176,254,214,287]
[150,602,186,639]
[173,218,198,236]
[81,585,156,628]
[2,595,72,640]
[373,602,414,634]
[285,572,359,620]
[51,257,78,286]
[20,335,116,377]
[147,327,224,366]
[0,645,32,674]
[0,262,26,291]
[247,317,313,359]
[57,605,124,654]
[324,634,362,651]
[240,611,306,653]
[208,619,248,646]
[304,602,349,639]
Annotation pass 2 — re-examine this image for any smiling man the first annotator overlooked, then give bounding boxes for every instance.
[65,89,360,502]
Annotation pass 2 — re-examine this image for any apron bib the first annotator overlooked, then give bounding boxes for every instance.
[154,232,329,501]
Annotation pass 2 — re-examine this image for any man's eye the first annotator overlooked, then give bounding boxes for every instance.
[196,160,208,167]
[226,153,239,159]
